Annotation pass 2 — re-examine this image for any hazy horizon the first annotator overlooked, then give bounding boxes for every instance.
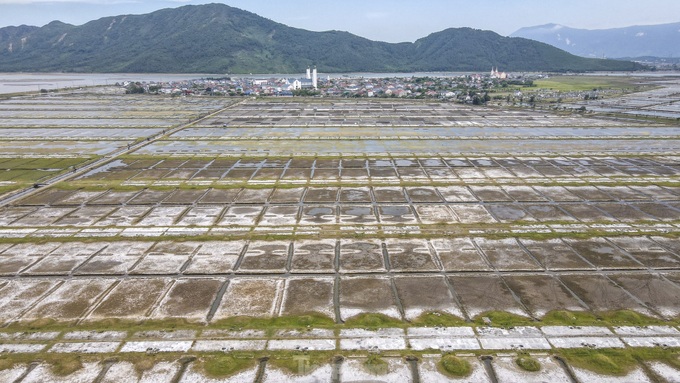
[0,0,679,43]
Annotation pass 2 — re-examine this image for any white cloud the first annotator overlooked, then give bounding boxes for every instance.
[635,32,645,37]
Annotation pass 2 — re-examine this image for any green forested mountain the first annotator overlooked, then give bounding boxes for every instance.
[0,3,643,73]
[408,28,639,72]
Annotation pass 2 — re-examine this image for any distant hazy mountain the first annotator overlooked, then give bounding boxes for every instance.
[0,4,643,73]
[511,22,680,59]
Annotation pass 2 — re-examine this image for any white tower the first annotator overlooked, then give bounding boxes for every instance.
[312,67,318,89]
[306,67,311,80]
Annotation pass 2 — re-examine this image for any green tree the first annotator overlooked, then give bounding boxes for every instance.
[293,89,320,97]
[125,82,145,94]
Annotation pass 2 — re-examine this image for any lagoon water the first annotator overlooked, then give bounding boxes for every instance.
[0,73,212,94]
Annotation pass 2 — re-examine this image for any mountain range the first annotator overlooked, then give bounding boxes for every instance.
[511,22,680,59]
[0,3,643,73]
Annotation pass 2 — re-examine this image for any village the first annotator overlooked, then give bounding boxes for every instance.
[123,68,537,102]
[120,69,636,109]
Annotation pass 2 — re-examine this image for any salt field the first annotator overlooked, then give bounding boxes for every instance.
[0,77,679,381]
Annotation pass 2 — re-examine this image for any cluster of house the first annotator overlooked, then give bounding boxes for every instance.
[127,67,528,100]
[132,67,319,96]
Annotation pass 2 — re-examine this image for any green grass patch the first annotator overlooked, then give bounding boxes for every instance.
[539,310,676,328]
[11,317,61,331]
[49,355,84,376]
[559,349,637,376]
[213,313,336,333]
[131,355,163,376]
[4,169,55,182]
[269,313,336,328]
[112,353,185,376]
[0,356,20,371]
[411,311,468,327]
[534,76,646,92]
[598,310,667,326]
[363,354,388,375]
[0,158,42,169]
[0,184,21,196]
[268,352,332,375]
[0,353,84,376]
[515,354,541,372]
[540,310,603,326]
[3,310,677,340]
[49,158,94,169]
[0,157,94,186]
[472,311,534,327]
[0,157,91,170]
[630,348,680,370]
[438,354,472,378]
[199,354,258,379]
[344,313,405,329]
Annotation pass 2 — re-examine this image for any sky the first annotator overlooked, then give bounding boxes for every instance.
[1,0,679,42]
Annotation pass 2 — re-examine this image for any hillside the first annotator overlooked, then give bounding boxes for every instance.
[511,22,680,59]
[0,4,643,73]
[408,28,637,72]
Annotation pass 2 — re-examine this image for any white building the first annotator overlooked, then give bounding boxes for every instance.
[286,68,319,90]
[289,79,302,90]
[287,78,314,91]
[294,67,318,90]
[490,67,508,79]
